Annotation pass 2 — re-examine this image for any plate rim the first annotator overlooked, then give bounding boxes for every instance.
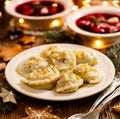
[5,43,115,101]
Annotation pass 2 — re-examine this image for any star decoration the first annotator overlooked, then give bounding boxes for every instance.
[0,44,24,61]
[22,105,60,119]
[0,88,17,104]
[19,36,36,45]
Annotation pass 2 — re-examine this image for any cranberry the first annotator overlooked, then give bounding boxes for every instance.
[22,9,33,16]
[77,20,91,26]
[91,23,105,33]
[116,22,120,30]
[97,14,106,22]
[76,13,120,33]
[84,14,95,20]
[22,4,32,10]
[49,6,57,15]
[32,1,41,5]
[107,26,118,33]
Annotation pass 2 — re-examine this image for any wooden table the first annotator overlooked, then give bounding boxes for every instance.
[0,9,120,119]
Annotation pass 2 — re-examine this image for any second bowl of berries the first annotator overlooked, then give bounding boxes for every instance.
[67,6,120,49]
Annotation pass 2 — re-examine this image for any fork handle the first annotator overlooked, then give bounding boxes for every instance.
[89,77,119,112]
[100,86,120,107]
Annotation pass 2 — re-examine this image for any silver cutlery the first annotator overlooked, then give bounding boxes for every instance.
[82,86,120,119]
[68,76,120,119]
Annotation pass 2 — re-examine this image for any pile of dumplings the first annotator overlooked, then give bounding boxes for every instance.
[16,46,104,93]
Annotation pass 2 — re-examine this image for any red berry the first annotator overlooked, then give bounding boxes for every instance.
[22,9,33,15]
[116,22,120,30]
[77,20,91,26]
[91,23,105,33]
[22,4,32,10]
[97,14,105,21]
[85,14,95,20]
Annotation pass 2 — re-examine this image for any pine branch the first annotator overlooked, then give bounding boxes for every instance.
[43,27,78,43]
[107,43,120,73]
[0,100,16,114]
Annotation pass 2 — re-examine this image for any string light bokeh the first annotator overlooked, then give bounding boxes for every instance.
[2,0,120,49]
[72,0,120,8]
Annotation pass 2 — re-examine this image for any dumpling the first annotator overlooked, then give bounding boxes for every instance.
[16,56,48,78]
[73,63,104,84]
[40,46,60,63]
[28,65,60,80]
[56,70,84,93]
[74,49,98,66]
[41,46,76,71]
[21,65,60,90]
[51,49,76,71]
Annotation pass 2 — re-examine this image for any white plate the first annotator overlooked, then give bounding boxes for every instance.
[5,43,115,101]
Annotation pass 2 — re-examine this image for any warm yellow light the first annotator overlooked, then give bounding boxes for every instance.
[52,3,58,7]
[112,0,119,6]
[5,0,10,5]
[85,0,91,2]
[102,1,109,6]
[50,20,61,27]
[85,3,90,7]
[94,40,103,48]
[72,5,78,11]
[0,12,2,17]
[82,1,90,7]
[82,1,87,5]
[18,18,24,23]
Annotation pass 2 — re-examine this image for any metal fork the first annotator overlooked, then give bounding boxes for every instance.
[68,76,120,119]
[87,76,120,113]
[82,86,120,119]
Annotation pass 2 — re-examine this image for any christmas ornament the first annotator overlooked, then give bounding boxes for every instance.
[22,105,60,119]
[0,87,17,114]
[0,44,24,61]
[0,88,17,104]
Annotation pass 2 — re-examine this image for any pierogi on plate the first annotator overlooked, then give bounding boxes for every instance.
[73,49,98,66]
[16,56,48,78]
[74,63,104,84]
[16,45,104,93]
[56,70,84,93]
[21,65,60,90]
[41,46,76,71]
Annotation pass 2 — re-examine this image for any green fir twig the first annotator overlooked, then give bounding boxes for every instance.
[43,27,78,44]
[107,43,120,73]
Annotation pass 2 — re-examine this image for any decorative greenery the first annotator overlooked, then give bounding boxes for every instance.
[0,99,16,114]
[107,43,120,73]
[0,26,119,114]
[44,27,78,44]
[92,16,99,23]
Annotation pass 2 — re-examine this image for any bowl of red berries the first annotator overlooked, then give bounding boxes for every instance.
[67,6,120,49]
[5,0,72,30]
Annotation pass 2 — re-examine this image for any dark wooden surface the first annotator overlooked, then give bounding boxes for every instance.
[0,7,120,119]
